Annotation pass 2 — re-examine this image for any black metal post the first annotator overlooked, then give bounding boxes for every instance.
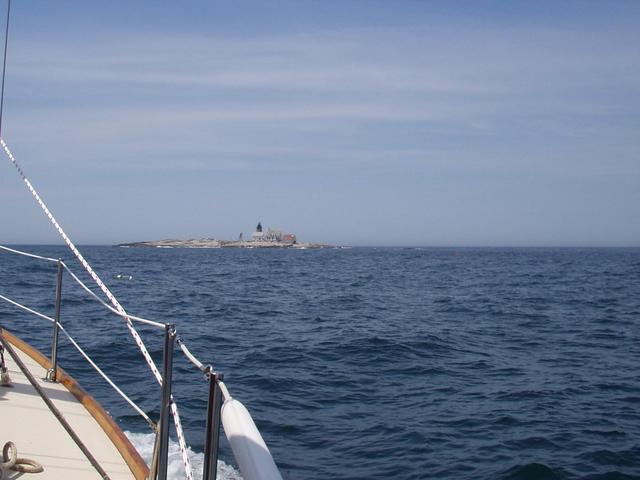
[149,419,161,480]
[46,259,63,382]
[157,323,175,480]
[203,370,224,480]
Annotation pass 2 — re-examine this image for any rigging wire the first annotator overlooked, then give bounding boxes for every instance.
[0,0,11,137]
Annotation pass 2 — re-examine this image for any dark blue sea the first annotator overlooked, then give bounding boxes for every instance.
[1,246,639,480]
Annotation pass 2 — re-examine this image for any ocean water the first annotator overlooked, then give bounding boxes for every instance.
[0,246,639,480]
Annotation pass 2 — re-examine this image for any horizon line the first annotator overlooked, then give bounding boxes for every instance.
[2,242,639,249]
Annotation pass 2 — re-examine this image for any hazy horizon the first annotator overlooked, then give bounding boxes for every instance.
[3,242,639,249]
[1,1,638,247]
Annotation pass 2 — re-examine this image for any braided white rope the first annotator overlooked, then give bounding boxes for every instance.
[1,139,193,479]
[0,292,154,427]
[170,400,190,473]
[1,139,162,383]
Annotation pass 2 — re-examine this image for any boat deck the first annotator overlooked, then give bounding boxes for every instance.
[0,330,148,480]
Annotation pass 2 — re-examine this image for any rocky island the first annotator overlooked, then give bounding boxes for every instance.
[118,222,332,249]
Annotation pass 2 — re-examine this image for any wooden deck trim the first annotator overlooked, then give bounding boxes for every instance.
[1,328,151,480]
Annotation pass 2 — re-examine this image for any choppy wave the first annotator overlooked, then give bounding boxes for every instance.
[2,246,639,480]
[125,431,242,480]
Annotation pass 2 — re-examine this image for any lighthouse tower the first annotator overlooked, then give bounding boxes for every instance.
[252,221,265,241]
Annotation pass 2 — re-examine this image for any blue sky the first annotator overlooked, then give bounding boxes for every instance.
[0,1,638,246]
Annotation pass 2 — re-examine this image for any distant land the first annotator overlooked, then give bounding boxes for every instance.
[117,238,332,249]
[117,223,334,249]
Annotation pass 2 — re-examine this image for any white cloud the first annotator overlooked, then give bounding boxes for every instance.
[2,19,639,244]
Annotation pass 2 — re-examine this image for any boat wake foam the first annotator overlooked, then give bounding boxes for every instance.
[126,431,243,480]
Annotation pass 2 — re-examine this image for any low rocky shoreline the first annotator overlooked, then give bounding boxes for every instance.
[117,238,332,249]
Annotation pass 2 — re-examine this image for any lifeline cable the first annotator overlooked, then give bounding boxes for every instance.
[0,244,58,262]
[61,262,166,329]
[177,336,208,373]
[0,244,165,328]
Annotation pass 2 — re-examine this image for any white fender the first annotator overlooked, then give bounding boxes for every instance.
[221,398,283,480]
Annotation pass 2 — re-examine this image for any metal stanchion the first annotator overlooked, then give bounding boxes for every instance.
[157,324,176,480]
[203,370,224,480]
[46,259,63,382]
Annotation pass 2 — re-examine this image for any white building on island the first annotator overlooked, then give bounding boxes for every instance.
[251,222,296,244]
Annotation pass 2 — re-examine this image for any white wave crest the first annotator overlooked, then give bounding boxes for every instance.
[125,431,243,480]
